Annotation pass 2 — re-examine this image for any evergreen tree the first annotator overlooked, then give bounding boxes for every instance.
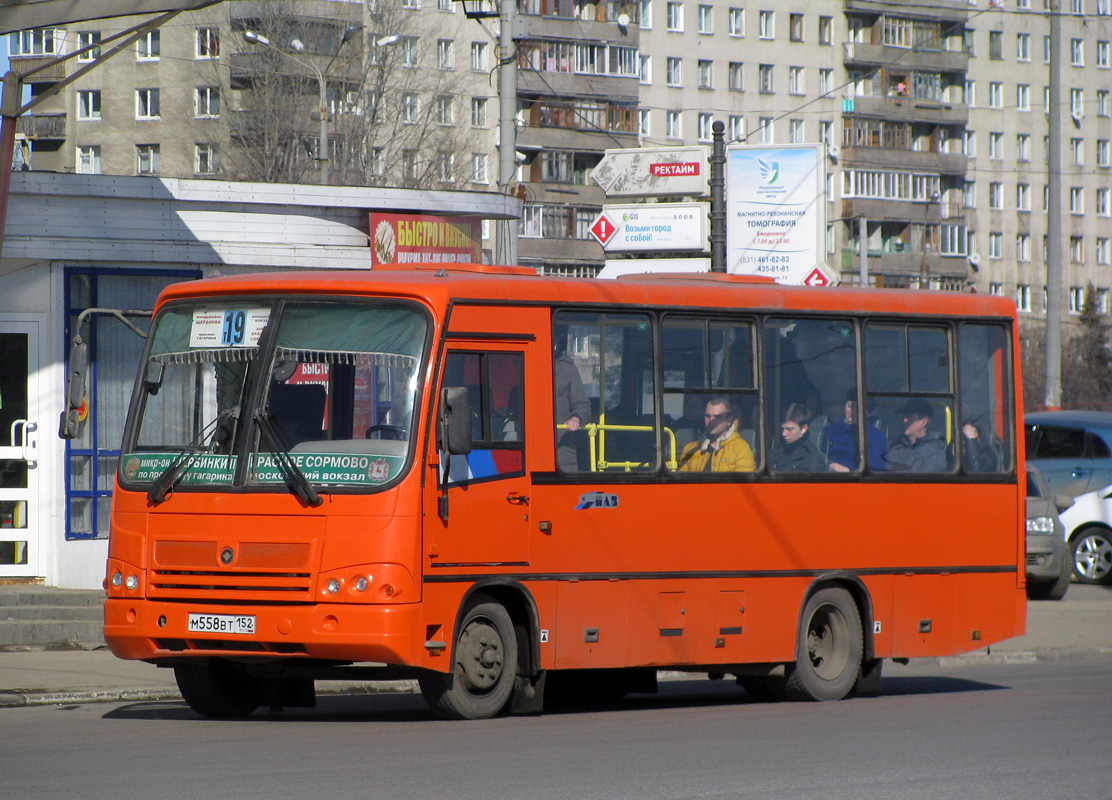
[1063,283,1112,410]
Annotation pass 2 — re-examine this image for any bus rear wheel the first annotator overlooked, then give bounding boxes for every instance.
[174,659,266,718]
[783,587,863,702]
[419,594,518,720]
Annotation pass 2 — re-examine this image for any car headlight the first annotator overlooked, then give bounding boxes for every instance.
[1027,516,1057,534]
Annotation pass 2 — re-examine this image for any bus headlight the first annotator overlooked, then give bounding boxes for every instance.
[125,574,139,590]
[327,579,341,594]
[111,571,124,587]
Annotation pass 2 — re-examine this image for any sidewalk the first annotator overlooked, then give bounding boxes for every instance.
[2,584,1110,708]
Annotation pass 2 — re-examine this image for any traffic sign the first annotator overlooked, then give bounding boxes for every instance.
[591,203,708,252]
[589,213,618,246]
[803,264,838,287]
[591,147,709,197]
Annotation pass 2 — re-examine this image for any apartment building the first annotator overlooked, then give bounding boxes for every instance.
[11,0,1112,319]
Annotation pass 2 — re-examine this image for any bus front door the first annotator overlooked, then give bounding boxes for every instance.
[427,345,530,567]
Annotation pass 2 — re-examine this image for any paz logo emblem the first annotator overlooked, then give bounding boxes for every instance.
[220,547,234,565]
[758,159,781,185]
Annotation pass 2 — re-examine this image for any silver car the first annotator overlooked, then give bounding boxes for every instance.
[1025,467,1073,600]
[1025,411,1112,498]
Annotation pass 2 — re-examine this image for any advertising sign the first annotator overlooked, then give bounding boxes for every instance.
[591,146,709,197]
[369,213,482,266]
[726,144,832,285]
[590,203,707,251]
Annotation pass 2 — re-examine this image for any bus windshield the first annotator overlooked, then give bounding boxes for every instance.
[120,298,428,493]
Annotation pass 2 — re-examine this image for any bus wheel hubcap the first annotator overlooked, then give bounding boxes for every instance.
[456,619,503,692]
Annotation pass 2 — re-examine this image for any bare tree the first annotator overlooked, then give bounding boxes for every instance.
[217,0,487,188]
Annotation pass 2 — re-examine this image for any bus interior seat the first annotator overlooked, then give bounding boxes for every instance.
[268,382,327,445]
[739,428,757,452]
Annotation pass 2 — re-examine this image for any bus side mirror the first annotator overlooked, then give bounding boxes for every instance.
[440,386,472,455]
[58,338,88,440]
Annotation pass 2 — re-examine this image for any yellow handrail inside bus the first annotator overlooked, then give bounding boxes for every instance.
[557,411,678,471]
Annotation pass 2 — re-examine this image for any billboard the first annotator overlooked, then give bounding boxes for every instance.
[369,213,482,266]
[725,144,830,285]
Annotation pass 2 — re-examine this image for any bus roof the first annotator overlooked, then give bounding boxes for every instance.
[154,263,1017,320]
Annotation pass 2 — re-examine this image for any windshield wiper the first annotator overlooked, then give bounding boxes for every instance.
[254,410,323,508]
[147,406,239,506]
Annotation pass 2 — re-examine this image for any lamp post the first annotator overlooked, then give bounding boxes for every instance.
[244,26,381,185]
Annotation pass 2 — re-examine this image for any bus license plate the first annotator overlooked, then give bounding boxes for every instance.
[187,613,256,636]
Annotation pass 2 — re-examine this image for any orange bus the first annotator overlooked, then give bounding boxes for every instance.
[102,264,1025,719]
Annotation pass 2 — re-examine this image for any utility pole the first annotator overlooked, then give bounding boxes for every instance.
[496,0,519,266]
[1045,1,1063,410]
[709,121,726,272]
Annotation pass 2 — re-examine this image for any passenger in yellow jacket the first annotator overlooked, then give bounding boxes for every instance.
[676,397,756,472]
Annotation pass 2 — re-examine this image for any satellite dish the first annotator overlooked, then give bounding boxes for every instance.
[617,12,630,29]
[968,253,981,268]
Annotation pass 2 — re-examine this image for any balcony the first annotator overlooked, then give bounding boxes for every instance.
[843,94,968,126]
[840,250,970,281]
[18,113,66,141]
[841,198,966,226]
[842,147,967,175]
[9,54,66,83]
[843,42,969,74]
[844,0,968,22]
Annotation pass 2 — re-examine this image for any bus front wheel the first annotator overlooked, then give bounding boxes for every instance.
[419,594,519,720]
[174,660,266,718]
[783,587,863,702]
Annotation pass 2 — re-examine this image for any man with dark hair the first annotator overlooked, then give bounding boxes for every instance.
[884,397,946,472]
[677,396,755,472]
[770,403,827,472]
[825,389,886,472]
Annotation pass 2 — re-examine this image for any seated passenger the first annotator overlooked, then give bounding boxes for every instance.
[961,420,1002,472]
[825,389,887,472]
[677,396,755,472]
[884,398,947,472]
[770,403,827,472]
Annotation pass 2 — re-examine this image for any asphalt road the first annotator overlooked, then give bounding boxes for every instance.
[2,655,1105,800]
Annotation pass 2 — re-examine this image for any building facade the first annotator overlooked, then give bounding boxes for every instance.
[11,0,1112,318]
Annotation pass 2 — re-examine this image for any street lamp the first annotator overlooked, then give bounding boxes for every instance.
[242,26,368,185]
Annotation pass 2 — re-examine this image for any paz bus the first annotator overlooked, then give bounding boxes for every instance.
[98,264,1025,719]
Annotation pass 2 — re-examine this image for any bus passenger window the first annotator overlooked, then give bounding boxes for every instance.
[957,323,1013,473]
[554,311,657,473]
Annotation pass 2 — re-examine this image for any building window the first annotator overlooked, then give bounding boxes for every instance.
[789,119,804,143]
[989,283,1003,296]
[1098,187,1110,215]
[403,93,419,123]
[640,55,651,84]
[728,114,745,141]
[470,152,488,184]
[728,62,744,91]
[1017,32,1030,61]
[789,13,803,41]
[1099,140,1110,166]
[369,148,384,177]
[1070,286,1084,313]
[75,145,101,174]
[436,151,455,183]
[989,232,1003,259]
[136,30,159,60]
[758,63,773,93]
[196,27,219,59]
[729,7,744,36]
[667,1,684,31]
[195,143,218,174]
[698,59,712,88]
[1016,285,1031,312]
[1016,84,1029,111]
[641,0,653,29]
[1071,38,1084,66]
[195,87,219,118]
[1100,90,1110,116]
[989,132,1003,159]
[1071,137,1084,165]
[818,68,833,95]
[1071,88,1084,117]
[1017,133,1030,161]
[402,150,417,182]
[789,66,803,95]
[472,41,487,71]
[1070,187,1084,214]
[698,113,713,141]
[439,0,453,10]
[1098,41,1110,67]
[964,130,976,156]
[638,108,650,136]
[1017,183,1030,211]
[989,182,1002,209]
[77,31,101,61]
[818,15,832,44]
[77,90,101,120]
[989,82,1003,108]
[667,57,682,86]
[759,116,774,143]
[698,4,712,33]
[472,97,487,127]
[401,36,418,67]
[1070,236,1085,263]
[1017,234,1030,262]
[1098,238,1111,265]
[989,30,1003,60]
[666,110,681,138]
[437,39,453,69]
[136,88,160,119]
[136,143,160,174]
[759,10,774,39]
[433,94,452,125]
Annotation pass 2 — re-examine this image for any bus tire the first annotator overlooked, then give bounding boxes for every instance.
[419,594,518,720]
[783,587,863,702]
[174,660,266,718]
